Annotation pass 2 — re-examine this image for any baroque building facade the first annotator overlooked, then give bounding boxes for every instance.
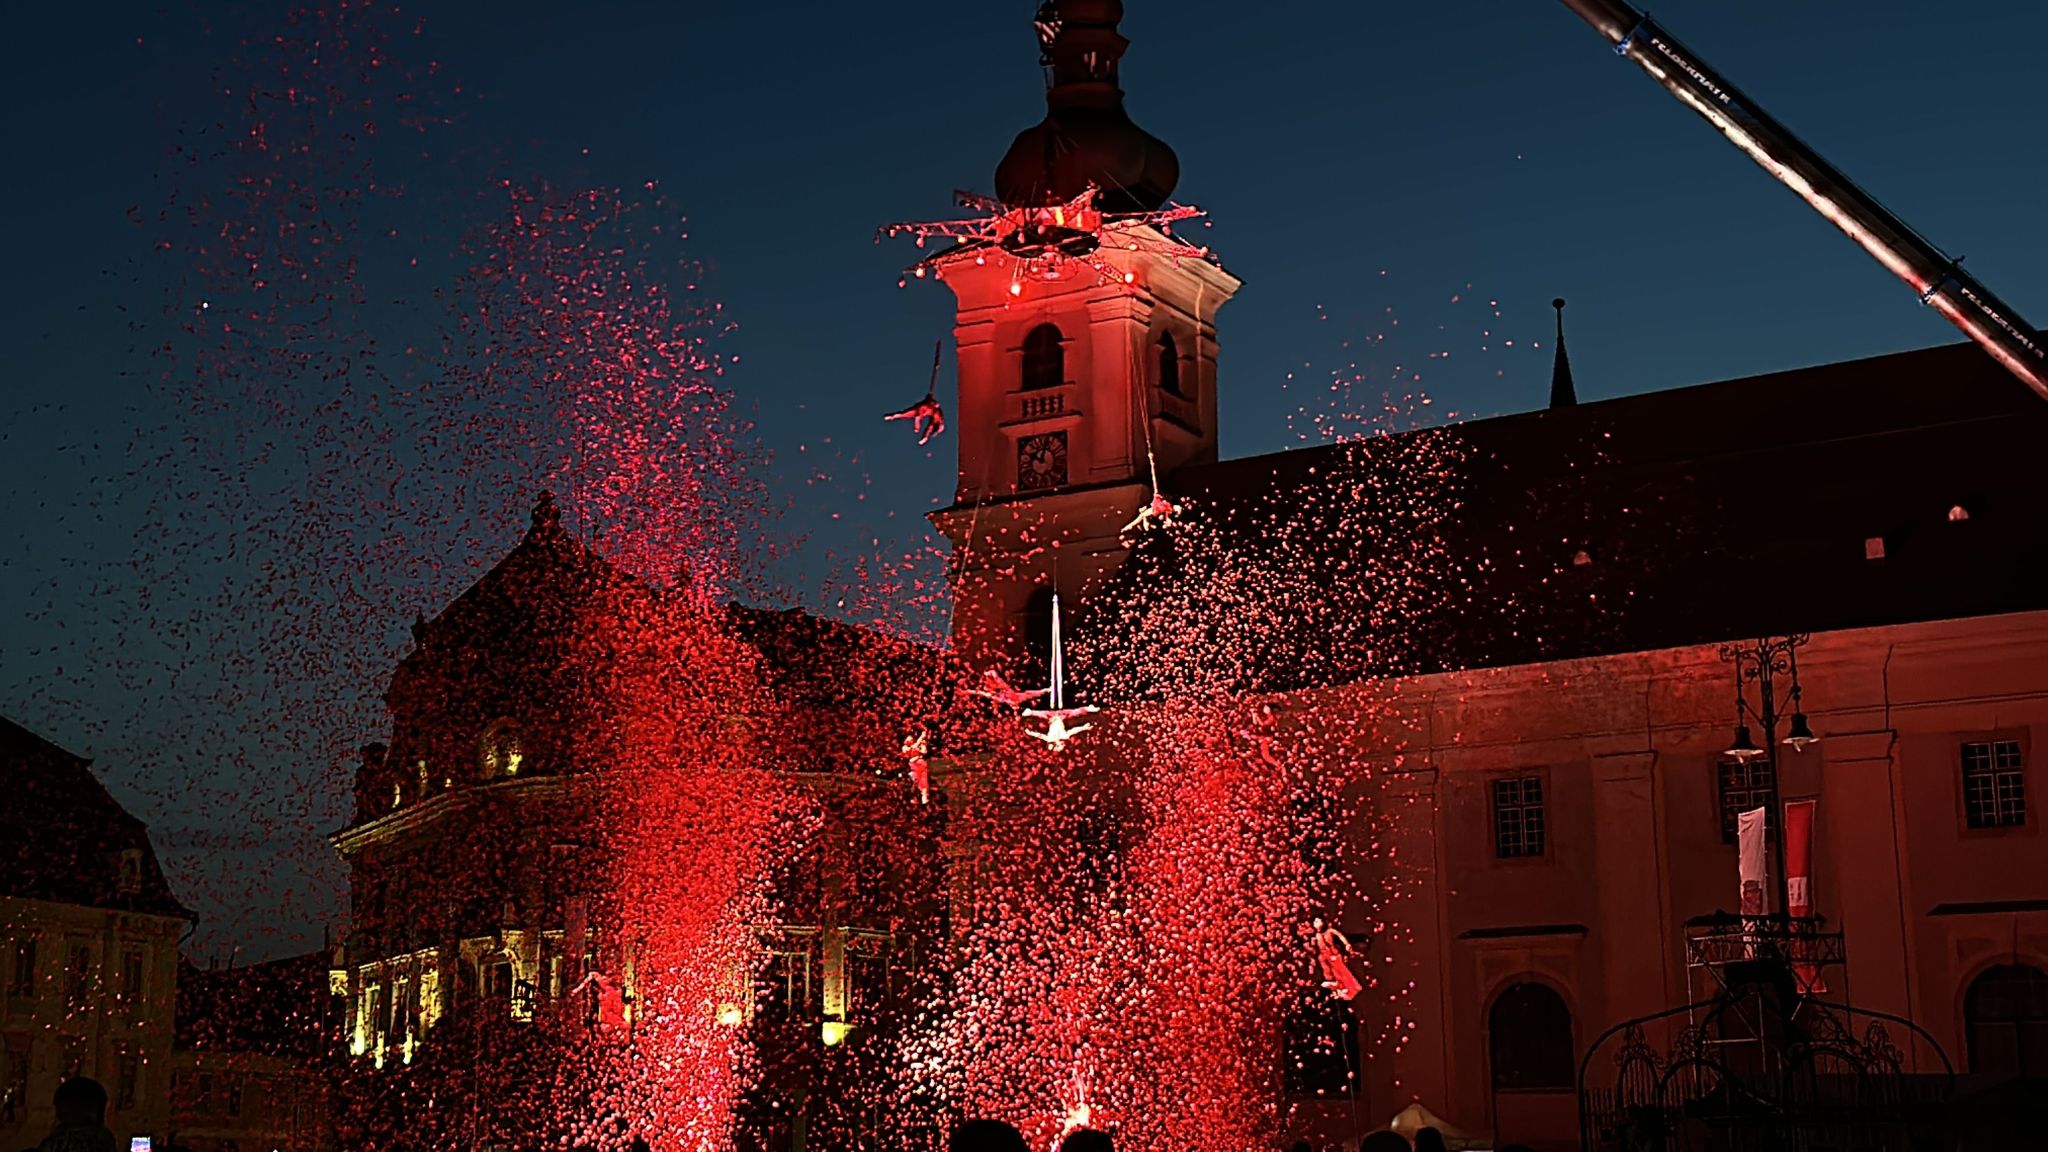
[1,717,191,1151]
[329,494,942,1150]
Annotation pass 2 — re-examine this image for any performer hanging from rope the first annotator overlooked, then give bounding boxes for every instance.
[968,667,1051,708]
[884,340,948,446]
[1121,486,1180,535]
[1312,917,1365,1002]
[900,728,931,804]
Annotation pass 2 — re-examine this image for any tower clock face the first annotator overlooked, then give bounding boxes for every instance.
[1017,431,1069,491]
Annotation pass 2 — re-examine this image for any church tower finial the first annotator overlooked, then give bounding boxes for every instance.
[997,1,1179,211]
[1549,298,1579,409]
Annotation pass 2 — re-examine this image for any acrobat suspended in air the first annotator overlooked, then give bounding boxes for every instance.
[1023,591,1098,752]
[1312,917,1365,1002]
[968,668,1050,708]
[884,340,948,446]
[900,728,931,804]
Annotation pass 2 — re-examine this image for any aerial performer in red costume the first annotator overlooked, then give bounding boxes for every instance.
[884,340,948,445]
[1313,918,1365,1002]
[900,728,931,804]
[969,668,1051,708]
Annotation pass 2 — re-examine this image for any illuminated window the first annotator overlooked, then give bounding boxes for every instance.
[1965,963,2048,1079]
[1021,324,1065,391]
[756,942,813,1021]
[1156,331,1183,397]
[1489,982,1574,1091]
[1493,776,1546,859]
[1717,758,1774,844]
[480,722,525,779]
[1962,740,2027,829]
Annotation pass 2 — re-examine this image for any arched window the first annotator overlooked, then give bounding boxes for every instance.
[1965,963,2048,1079]
[1490,981,1576,1091]
[479,721,524,779]
[1021,324,1065,391]
[1157,331,1184,397]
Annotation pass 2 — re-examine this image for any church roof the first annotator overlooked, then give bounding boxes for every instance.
[0,715,191,919]
[1091,340,2048,694]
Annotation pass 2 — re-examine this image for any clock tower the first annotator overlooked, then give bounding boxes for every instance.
[928,0,1242,676]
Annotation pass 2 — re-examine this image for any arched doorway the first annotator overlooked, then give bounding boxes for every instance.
[1489,980,1578,1148]
[1965,962,2048,1079]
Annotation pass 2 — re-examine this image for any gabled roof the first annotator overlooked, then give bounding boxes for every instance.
[1086,340,2048,694]
[0,716,191,918]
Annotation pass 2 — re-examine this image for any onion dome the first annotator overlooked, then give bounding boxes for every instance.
[994,0,1180,212]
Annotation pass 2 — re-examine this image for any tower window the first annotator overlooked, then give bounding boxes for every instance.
[1021,324,1065,391]
[480,721,525,779]
[1157,331,1184,397]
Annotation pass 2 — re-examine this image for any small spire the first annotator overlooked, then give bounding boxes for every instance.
[1549,298,1578,409]
[532,489,561,531]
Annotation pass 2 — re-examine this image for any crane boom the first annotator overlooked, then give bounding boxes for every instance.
[1556,0,2048,402]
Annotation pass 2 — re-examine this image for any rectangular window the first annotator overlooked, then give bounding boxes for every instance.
[1493,776,1546,859]
[196,1073,213,1113]
[1962,740,2028,829]
[66,946,91,1014]
[1718,758,1775,843]
[7,939,33,999]
[121,949,145,1006]
[226,1084,242,1117]
[117,1053,139,1110]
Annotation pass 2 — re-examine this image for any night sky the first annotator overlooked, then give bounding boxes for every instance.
[4,0,2045,957]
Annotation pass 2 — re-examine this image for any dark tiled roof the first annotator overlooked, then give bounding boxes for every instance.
[1083,341,2048,694]
[176,951,335,1056]
[0,716,191,918]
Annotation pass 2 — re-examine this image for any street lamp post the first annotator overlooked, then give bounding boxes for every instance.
[1719,635,1819,920]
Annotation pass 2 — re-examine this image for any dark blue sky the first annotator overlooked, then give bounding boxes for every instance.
[4,0,2045,954]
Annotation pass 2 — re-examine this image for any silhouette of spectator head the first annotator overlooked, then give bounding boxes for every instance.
[1359,1132,1410,1152]
[1060,1129,1112,1152]
[1414,1128,1449,1152]
[951,1119,1030,1152]
[1288,1142,1314,1152]
[53,1078,109,1126]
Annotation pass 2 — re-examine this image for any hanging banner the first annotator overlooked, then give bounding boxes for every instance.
[1738,805,1768,960]
[1737,806,1768,917]
[1784,799,1826,993]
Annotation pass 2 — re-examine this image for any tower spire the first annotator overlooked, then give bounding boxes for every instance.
[1549,298,1579,409]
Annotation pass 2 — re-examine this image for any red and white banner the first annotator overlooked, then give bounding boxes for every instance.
[1737,806,1768,917]
[1784,799,1826,993]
